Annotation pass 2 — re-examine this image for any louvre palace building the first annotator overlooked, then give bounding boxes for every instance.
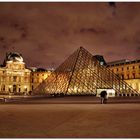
[0,47,140,96]
[0,52,52,95]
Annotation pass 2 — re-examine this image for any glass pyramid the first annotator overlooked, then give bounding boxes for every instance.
[33,47,139,96]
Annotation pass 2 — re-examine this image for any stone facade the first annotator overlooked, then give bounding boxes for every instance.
[107,59,140,93]
[0,52,52,95]
[30,68,52,92]
[0,52,31,95]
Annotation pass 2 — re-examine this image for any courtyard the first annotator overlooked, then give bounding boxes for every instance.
[0,97,140,138]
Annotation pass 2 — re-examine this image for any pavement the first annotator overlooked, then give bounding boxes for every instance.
[0,103,140,138]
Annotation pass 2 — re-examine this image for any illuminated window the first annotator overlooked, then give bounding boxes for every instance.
[1,77,3,82]
[127,74,129,79]
[37,78,39,82]
[2,85,5,91]
[122,74,124,80]
[9,87,11,92]
[19,77,21,82]
[133,73,135,79]
[24,87,27,92]
[25,77,28,82]
[13,76,17,82]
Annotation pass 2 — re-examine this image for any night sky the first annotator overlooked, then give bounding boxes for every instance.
[0,2,140,69]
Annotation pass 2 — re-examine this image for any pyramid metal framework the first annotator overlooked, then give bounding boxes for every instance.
[33,47,139,96]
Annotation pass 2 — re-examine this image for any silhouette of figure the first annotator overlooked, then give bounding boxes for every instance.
[104,91,108,104]
[100,91,107,104]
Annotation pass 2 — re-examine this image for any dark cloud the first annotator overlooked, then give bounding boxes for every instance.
[0,37,10,50]
[11,38,18,43]
[1,45,9,50]
[21,33,27,39]
[80,28,97,33]
[0,37,5,42]
[80,27,106,35]
[11,23,28,39]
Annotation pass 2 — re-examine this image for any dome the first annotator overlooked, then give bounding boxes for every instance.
[7,52,23,62]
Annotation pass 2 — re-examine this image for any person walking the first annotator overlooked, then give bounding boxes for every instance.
[100,91,105,104]
[104,91,108,104]
[100,90,107,104]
